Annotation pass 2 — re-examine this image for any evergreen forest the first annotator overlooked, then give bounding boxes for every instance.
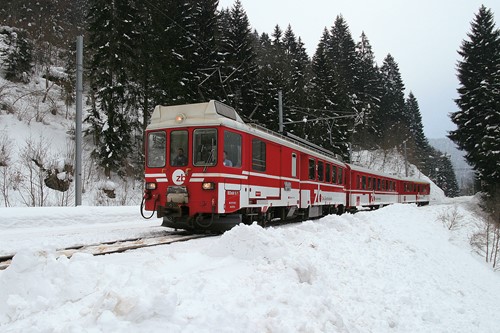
[7,0,500,199]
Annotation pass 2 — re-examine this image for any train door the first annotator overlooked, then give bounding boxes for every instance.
[283,151,299,207]
[248,137,267,203]
[222,130,242,213]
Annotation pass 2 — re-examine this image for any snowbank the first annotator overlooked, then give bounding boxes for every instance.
[1,200,499,332]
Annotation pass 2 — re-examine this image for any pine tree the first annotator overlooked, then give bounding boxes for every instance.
[86,0,139,177]
[253,24,310,134]
[1,27,33,83]
[253,32,274,124]
[449,5,500,195]
[376,54,407,149]
[425,147,460,197]
[352,32,382,149]
[282,26,311,137]
[403,92,430,169]
[307,16,360,159]
[217,0,259,117]
[186,0,220,103]
[308,28,337,152]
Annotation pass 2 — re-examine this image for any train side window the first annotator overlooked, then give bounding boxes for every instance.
[368,177,372,190]
[292,153,297,178]
[362,176,366,190]
[147,131,166,168]
[332,166,338,184]
[325,164,331,182]
[357,175,360,189]
[170,130,188,166]
[308,159,315,180]
[338,168,343,185]
[252,139,266,171]
[377,179,381,190]
[193,129,217,166]
[318,161,324,181]
[224,130,242,168]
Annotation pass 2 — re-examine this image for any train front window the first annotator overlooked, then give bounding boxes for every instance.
[147,131,166,168]
[170,130,188,166]
[193,129,217,166]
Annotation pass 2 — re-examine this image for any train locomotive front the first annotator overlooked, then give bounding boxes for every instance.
[141,100,248,232]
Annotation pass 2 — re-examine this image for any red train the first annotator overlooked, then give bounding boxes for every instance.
[141,100,430,232]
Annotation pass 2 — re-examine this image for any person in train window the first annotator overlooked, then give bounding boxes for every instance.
[172,148,187,166]
[223,151,233,167]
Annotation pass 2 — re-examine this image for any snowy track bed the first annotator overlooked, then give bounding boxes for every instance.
[1,199,500,332]
[0,232,210,270]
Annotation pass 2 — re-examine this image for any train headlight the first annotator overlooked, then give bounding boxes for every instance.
[145,182,157,190]
[175,113,186,124]
[202,182,215,190]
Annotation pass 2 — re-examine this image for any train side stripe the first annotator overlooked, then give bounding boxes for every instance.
[145,173,167,178]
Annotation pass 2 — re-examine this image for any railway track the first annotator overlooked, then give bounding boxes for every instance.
[0,232,212,271]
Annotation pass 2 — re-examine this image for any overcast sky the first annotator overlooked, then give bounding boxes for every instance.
[218,0,500,139]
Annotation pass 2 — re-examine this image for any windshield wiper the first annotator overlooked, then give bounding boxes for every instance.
[203,146,215,173]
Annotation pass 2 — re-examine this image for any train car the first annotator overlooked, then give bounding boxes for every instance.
[345,164,400,210]
[141,100,348,232]
[397,177,430,206]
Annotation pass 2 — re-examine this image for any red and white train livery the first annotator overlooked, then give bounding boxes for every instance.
[141,100,430,232]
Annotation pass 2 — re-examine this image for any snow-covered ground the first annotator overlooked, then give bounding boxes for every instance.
[1,196,499,333]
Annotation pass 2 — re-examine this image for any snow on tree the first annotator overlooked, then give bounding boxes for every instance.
[449,5,500,195]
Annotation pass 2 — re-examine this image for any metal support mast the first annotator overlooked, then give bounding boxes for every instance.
[278,91,283,133]
[75,36,83,206]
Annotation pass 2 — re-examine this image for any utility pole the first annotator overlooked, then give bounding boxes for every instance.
[404,140,408,177]
[278,90,283,133]
[75,36,83,206]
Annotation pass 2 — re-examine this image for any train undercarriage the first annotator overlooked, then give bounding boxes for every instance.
[159,204,346,233]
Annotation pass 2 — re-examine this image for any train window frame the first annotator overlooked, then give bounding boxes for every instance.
[308,159,316,180]
[193,128,217,166]
[318,161,324,182]
[170,130,188,167]
[292,153,297,178]
[147,131,166,168]
[252,139,266,172]
[223,130,242,168]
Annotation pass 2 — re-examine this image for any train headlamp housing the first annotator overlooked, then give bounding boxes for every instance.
[145,182,157,190]
[202,182,215,190]
[175,113,186,124]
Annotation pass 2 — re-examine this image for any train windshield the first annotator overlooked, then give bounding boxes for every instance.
[193,128,217,166]
[147,131,166,168]
[170,130,188,166]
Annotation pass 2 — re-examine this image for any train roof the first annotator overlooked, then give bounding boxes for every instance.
[148,100,245,130]
[398,176,431,184]
[347,163,400,179]
[148,100,347,166]
[348,163,430,184]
